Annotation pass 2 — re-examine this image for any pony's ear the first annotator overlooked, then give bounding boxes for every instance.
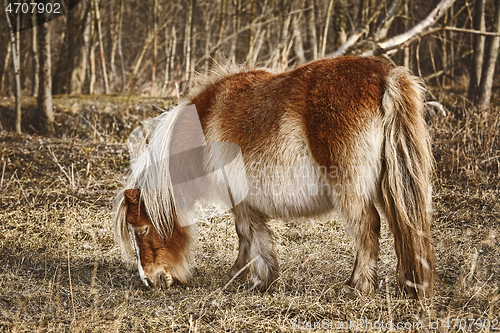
[124,189,141,205]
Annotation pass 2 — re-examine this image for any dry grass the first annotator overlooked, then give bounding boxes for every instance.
[0,97,499,332]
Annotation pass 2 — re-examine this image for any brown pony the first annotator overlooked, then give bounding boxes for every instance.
[114,57,435,297]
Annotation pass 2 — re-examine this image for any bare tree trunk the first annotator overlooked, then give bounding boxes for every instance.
[110,0,120,85]
[320,0,334,58]
[247,0,257,66]
[279,4,293,70]
[229,0,241,62]
[169,26,177,86]
[161,25,171,97]
[118,0,125,93]
[68,1,90,95]
[308,0,318,60]
[183,0,195,88]
[94,0,109,94]
[0,42,11,96]
[214,0,227,62]
[292,10,306,64]
[204,8,212,73]
[468,0,486,100]
[38,17,54,136]
[448,4,455,81]
[32,16,39,97]
[403,0,411,68]
[52,24,68,94]
[151,0,158,96]
[15,24,20,131]
[252,26,266,64]
[52,0,86,95]
[4,1,21,133]
[334,0,348,47]
[477,0,500,112]
[441,10,448,86]
[89,0,96,94]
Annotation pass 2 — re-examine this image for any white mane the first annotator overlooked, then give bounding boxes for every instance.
[114,103,186,259]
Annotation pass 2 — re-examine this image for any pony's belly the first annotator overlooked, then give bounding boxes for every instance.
[243,162,336,218]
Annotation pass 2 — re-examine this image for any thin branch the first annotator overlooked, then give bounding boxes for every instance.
[441,26,500,37]
[382,26,500,54]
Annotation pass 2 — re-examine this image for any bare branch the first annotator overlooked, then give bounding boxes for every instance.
[362,0,456,56]
[381,27,500,55]
[379,0,455,49]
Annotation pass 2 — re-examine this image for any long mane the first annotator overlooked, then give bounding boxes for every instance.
[113,103,186,260]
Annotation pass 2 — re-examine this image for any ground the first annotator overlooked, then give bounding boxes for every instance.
[0,95,499,332]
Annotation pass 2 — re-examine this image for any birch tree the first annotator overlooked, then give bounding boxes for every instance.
[4,0,21,133]
[151,0,158,96]
[381,0,454,47]
[477,0,500,112]
[0,42,11,96]
[89,0,96,94]
[117,0,125,93]
[94,0,109,94]
[31,15,39,97]
[468,0,486,101]
[183,0,195,88]
[37,17,54,135]
[320,0,334,58]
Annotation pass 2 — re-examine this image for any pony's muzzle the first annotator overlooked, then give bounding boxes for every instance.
[159,272,174,289]
[147,271,174,289]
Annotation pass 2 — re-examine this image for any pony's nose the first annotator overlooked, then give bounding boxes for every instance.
[161,272,174,288]
[154,272,174,289]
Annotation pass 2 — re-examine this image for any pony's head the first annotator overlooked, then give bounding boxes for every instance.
[113,103,194,288]
[120,188,192,288]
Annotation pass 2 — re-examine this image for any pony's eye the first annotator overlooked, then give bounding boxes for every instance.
[139,226,149,237]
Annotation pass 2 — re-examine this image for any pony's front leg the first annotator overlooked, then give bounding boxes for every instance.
[229,206,279,291]
[344,203,381,295]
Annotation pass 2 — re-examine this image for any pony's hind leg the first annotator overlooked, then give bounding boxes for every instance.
[229,205,279,291]
[344,202,381,295]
